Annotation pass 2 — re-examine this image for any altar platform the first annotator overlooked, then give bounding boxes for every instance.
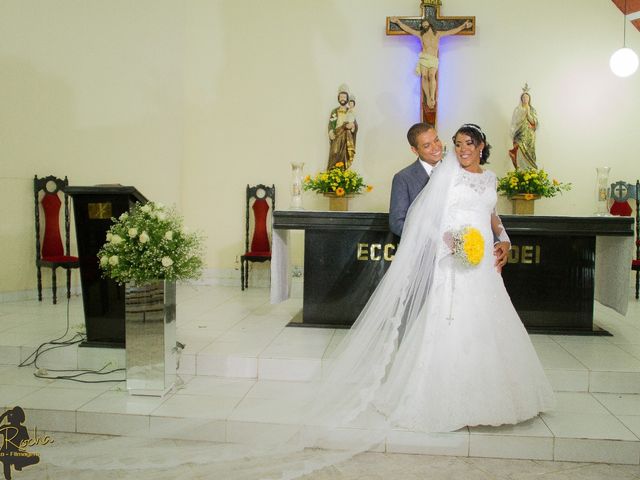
[1,284,640,466]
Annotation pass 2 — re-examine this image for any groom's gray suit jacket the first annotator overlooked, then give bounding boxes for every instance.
[389,159,429,237]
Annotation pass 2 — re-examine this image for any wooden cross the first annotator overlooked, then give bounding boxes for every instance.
[386,0,475,126]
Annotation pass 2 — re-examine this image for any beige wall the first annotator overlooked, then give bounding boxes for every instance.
[1,0,639,294]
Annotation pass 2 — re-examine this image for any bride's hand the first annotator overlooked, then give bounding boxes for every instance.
[493,242,510,272]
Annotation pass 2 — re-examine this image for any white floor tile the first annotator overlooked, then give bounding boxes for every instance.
[469,433,554,461]
[226,419,301,445]
[258,357,321,381]
[533,343,587,370]
[553,392,611,414]
[554,438,640,464]
[562,343,640,372]
[386,429,469,456]
[175,376,255,397]
[78,389,169,415]
[17,386,104,411]
[149,416,226,442]
[592,393,640,415]
[24,408,76,432]
[77,411,150,436]
[590,371,640,394]
[229,396,304,425]
[545,368,590,392]
[0,384,43,408]
[0,345,20,365]
[617,415,640,439]
[151,393,241,420]
[196,352,258,378]
[541,411,638,441]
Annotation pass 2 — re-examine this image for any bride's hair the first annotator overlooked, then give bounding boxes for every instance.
[452,123,492,164]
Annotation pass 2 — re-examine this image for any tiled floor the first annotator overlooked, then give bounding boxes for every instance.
[1,284,640,475]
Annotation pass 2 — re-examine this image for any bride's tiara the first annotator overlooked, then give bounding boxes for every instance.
[460,123,486,140]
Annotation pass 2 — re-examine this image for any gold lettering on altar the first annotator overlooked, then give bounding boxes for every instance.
[357,243,397,262]
[508,245,541,264]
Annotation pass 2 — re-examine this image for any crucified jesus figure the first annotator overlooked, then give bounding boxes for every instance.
[390,17,472,108]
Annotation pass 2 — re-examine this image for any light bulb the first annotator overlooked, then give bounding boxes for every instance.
[610,47,639,77]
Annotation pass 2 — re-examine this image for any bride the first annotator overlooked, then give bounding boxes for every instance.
[42,124,555,479]
[313,123,555,436]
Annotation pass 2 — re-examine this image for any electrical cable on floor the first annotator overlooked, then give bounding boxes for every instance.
[19,294,126,384]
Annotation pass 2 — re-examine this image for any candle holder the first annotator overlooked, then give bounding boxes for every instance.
[594,167,611,216]
[290,162,305,210]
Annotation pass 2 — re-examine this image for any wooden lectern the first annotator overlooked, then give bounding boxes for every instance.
[66,186,147,348]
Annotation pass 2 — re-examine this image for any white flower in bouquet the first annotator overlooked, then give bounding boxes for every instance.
[97,201,205,285]
[161,256,174,267]
[119,212,128,220]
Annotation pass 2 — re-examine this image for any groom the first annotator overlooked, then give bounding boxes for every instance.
[389,122,510,269]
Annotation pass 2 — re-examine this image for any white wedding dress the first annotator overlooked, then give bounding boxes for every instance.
[371,164,555,433]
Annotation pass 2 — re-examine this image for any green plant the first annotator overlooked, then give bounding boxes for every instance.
[303,162,372,196]
[98,202,204,285]
[497,168,571,198]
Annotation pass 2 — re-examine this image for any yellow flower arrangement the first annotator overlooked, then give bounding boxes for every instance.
[303,162,372,195]
[497,168,571,198]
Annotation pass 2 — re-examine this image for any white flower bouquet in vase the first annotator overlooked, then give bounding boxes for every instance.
[98,201,204,396]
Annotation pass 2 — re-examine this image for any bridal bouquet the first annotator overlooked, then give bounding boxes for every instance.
[98,201,204,285]
[445,226,484,267]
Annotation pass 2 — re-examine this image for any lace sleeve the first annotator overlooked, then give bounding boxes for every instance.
[491,209,510,245]
[491,173,510,244]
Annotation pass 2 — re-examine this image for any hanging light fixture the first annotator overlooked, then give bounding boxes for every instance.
[610,0,639,77]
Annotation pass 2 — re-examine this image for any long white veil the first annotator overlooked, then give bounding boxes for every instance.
[40,155,461,479]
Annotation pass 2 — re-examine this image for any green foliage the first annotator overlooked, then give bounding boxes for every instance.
[97,202,204,285]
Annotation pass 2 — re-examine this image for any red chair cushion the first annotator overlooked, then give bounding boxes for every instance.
[41,193,64,258]
[244,251,271,258]
[633,259,640,269]
[609,200,632,217]
[41,255,79,263]
[250,198,271,254]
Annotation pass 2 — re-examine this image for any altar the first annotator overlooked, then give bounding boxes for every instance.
[272,211,634,334]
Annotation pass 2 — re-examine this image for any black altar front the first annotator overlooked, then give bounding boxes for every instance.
[67,186,147,348]
[273,211,633,334]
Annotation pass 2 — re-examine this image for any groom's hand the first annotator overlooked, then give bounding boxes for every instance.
[493,241,510,273]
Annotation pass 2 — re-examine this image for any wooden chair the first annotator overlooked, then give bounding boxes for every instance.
[633,180,640,299]
[241,184,275,290]
[34,175,80,304]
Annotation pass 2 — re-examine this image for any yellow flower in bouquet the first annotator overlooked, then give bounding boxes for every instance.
[447,226,485,267]
[461,228,484,266]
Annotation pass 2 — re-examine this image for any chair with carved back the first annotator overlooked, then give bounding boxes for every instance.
[34,175,80,304]
[241,184,275,290]
[633,180,640,299]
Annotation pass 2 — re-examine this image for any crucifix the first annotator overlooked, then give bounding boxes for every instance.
[387,0,475,126]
